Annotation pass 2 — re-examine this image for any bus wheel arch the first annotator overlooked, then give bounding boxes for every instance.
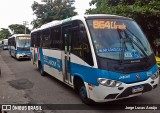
[73,75,94,104]
[38,61,45,76]
[73,76,82,92]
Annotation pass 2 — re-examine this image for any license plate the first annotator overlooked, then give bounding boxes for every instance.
[132,86,144,93]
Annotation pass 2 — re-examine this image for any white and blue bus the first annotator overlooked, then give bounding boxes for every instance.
[2,39,8,50]
[8,34,31,60]
[30,14,159,104]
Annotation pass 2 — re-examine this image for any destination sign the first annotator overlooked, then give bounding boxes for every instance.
[93,20,126,30]
[18,37,30,40]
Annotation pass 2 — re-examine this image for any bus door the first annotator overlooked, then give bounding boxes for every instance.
[12,38,16,57]
[31,33,37,65]
[33,44,37,64]
[62,25,72,84]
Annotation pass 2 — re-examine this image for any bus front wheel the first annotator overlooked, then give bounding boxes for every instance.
[78,80,94,105]
[39,62,45,76]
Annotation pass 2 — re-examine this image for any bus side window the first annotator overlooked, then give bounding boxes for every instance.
[51,26,62,50]
[31,33,36,47]
[41,29,51,49]
[31,34,34,47]
[13,37,16,48]
[72,20,94,66]
[37,31,41,47]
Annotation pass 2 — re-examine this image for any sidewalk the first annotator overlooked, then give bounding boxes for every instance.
[0,49,34,113]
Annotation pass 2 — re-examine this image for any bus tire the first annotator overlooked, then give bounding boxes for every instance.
[39,62,45,76]
[78,80,94,105]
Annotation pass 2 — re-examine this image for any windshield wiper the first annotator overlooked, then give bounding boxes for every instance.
[125,28,147,51]
[123,30,148,58]
[117,29,148,63]
[22,41,29,49]
[117,29,125,63]
[124,30,148,62]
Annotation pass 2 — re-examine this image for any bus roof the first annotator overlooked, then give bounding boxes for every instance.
[31,14,133,33]
[9,34,30,39]
[83,14,132,20]
[41,20,61,30]
[3,39,8,41]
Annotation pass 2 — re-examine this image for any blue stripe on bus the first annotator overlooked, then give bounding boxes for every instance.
[70,63,109,86]
[43,55,62,71]
[16,50,31,54]
[39,48,44,65]
[37,48,158,86]
[70,63,158,86]
[108,65,158,84]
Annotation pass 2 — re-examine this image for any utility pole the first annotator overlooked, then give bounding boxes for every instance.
[23,21,29,34]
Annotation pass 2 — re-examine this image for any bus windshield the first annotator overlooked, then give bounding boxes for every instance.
[3,40,8,45]
[17,36,30,49]
[87,19,153,60]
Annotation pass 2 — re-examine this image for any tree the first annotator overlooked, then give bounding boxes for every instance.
[8,24,30,34]
[31,0,77,28]
[86,0,160,46]
[0,28,11,39]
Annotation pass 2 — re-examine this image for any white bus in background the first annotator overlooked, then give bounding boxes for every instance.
[30,14,159,104]
[8,34,31,60]
[2,39,8,50]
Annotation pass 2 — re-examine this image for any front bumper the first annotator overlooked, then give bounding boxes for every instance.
[16,53,31,59]
[3,46,8,49]
[87,76,159,102]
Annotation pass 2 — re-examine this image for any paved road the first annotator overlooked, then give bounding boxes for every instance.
[0,49,160,113]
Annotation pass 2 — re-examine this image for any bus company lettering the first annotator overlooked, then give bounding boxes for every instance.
[48,60,57,67]
[43,56,57,67]
[119,75,130,80]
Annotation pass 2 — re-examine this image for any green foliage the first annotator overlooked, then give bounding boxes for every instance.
[31,0,77,28]
[86,0,160,45]
[8,24,30,34]
[0,28,11,39]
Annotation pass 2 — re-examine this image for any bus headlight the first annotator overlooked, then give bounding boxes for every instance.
[97,78,122,87]
[151,71,159,80]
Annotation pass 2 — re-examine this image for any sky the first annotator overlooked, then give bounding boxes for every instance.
[0,0,93,29]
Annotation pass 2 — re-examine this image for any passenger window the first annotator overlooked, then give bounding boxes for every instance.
[71,20,94,66]
[31,31,42,48]
[51,26,62,50]
[31,33,37,47]
[41,29,51,48]
[37,32,41,47]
